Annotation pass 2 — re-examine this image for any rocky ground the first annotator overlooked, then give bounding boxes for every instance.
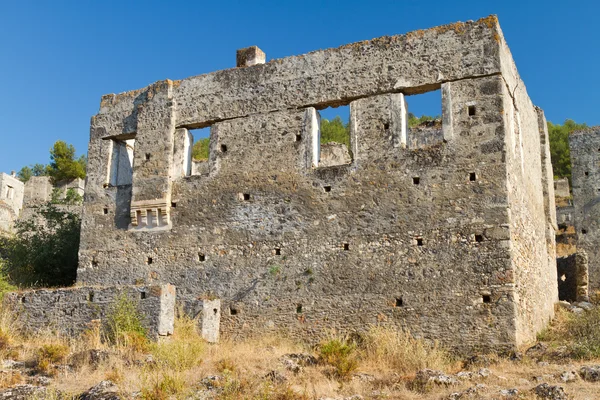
[0,302,598,399]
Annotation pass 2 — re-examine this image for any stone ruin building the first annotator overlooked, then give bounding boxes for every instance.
[0,172,25,234]
[0,175,85,235]
[569,128,600,295]
[7,16,560,353]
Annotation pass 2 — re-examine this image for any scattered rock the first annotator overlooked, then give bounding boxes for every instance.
[1,360,25,370]
[556,301,572,310]
[28,376,52,386]
[200,375,223,389]
[69,349,111,369]
[448,384,486,399]
[526,342,548,359]
[570,307,584,314]
[533,374,555,383]
[79,380,121,400]
[579,365,600,382]
[264,370,287,384]
[573,301,594,311]
[0,385,47,400]
[477,368,491,378]
[409,369,458,392]
[279,353,317,374]
[558,370,578,382]
[499,388,519,397]
[533,383,568,400]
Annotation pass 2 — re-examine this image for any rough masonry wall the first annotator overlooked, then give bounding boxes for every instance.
[77,16,555,352]
[0,173,24,233]
[570,128,600,290]
[4,285,175,338]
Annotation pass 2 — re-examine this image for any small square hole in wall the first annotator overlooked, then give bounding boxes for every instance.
[220,144,228,153]
[171,202,177,208]
[229,306,238,316]
[198,253,206,262]
[416,237,424,246]
[482,295,491,304]
[242,193,250,201]
[213,308,218,315]
[103,208,108,215]
[274,248,281,256]
[323,185,332,192]
[343,243,350,251]
[88,291,94,302]
[395,297,403,307]
[413,177,420,185]
[470,172,477,182]
[384,122,390,130]
[147,257,153,265]
[91,257,99,267]
[140,291,147,300]
[475,234,484,243]
[585,171,589,176]
[145,153,151,160]
[582,229,588,234]
[296,304,303,313]
[468,105,476,116]
[295,134,302,142]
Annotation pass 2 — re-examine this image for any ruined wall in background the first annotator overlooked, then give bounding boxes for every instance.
[0,173,24,234]
[570,128,600,290]
[75,16,555,353]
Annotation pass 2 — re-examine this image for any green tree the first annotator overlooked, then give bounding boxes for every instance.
[408,113,440,128]
[1,203,80,287]
[17,163,48,183]
[321,116,350,149]
[548,119,588,181]
[46,141,86,183]
[192,138,210,160]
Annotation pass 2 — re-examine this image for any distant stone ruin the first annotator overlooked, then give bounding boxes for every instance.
[8,15,559,353]
[569,128,600,292]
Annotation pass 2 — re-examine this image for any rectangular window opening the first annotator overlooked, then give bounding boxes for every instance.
[475,234,484,243]
[482,295,491,304]
[147,257,153,265]
[343,243,350,251]
[296,304,303,314]
[406,89,443,149]
[140,291,147,300]
[468,105,476,116]
[416,237,424,246]
[412,177,420,185]
[108,138,135,186]
[323,185,332,192]
[229,306,238,316]
[274,248,281,256]
[317,105,352,167]
[470,172,477,181]
[395,297,403,307]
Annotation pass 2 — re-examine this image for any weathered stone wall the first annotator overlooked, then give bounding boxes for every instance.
[554,178,570,198]
[23,176,54,206]
[77,16,555,352]
[569,128,600,290]
[0,173,24,233]
[4,285,176,338]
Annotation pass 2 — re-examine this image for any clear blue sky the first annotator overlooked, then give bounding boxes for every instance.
[0,0,597,174]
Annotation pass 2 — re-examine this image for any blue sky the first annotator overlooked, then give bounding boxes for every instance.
[0,0,597,174]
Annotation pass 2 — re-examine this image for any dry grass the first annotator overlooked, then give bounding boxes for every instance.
[0,307,598,399]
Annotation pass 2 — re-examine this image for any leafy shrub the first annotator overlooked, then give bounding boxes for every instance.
[539,307,600,359]
[1,203,80,287]
[104,294,148,351]
[36,343,69,375]
[318,336,358,379]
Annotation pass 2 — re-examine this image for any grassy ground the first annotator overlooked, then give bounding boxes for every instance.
[0,301,599,399]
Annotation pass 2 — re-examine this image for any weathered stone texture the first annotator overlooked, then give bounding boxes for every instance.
[569,128,600,290]
[554,178,570,198]
[0,172,24,233]
[76,16,555,352]
[4,285,175,338]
